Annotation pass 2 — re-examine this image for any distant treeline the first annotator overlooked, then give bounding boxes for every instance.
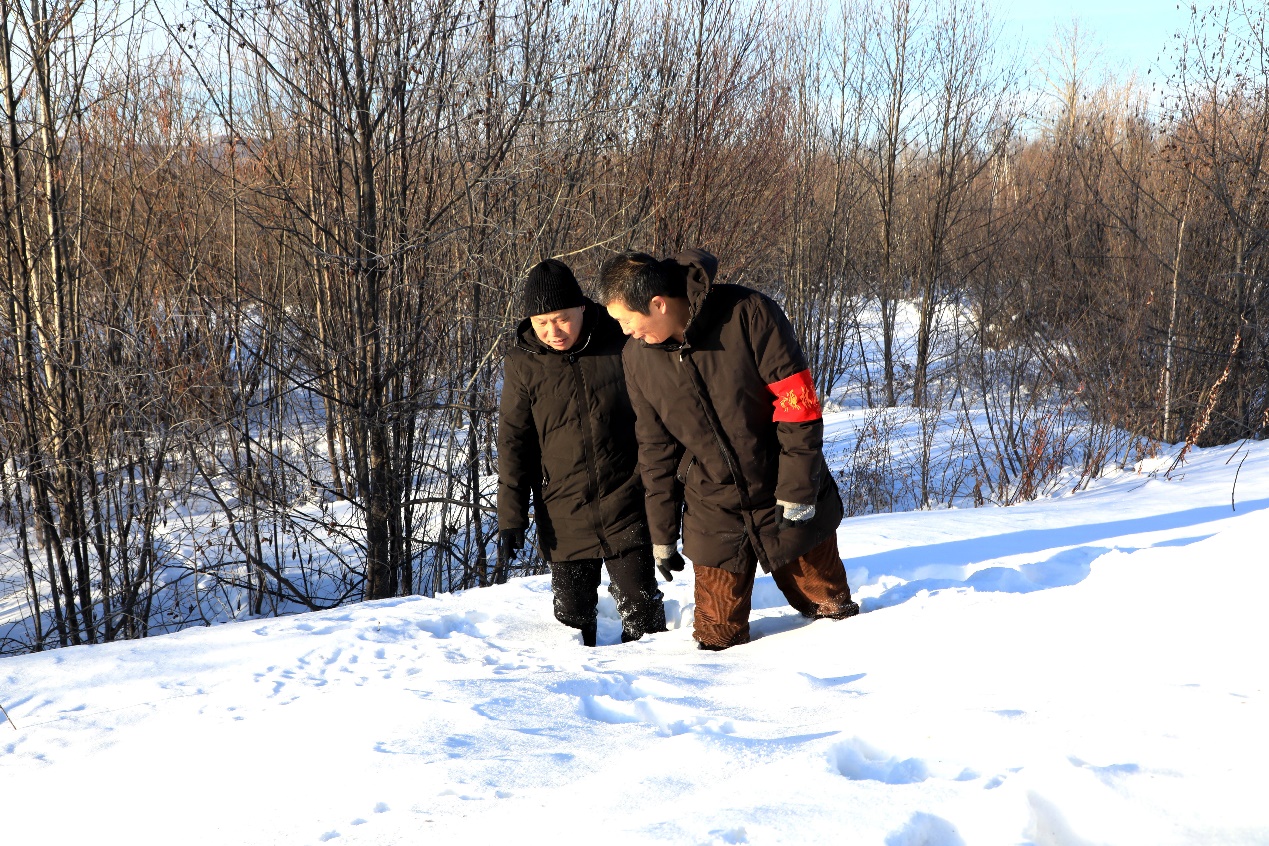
[1,0,1265,652]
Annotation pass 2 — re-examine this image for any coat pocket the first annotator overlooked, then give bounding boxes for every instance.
[675,452,696,485]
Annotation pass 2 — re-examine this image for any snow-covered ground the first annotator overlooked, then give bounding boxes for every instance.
[2,439,1267,845]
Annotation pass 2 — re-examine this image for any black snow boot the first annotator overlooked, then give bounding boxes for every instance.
[608,545,667,643]
[580,621,597,647]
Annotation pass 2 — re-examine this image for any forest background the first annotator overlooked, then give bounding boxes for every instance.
[1,0,1265,654]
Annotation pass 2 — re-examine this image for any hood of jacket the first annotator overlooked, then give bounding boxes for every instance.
[672,248,719,339]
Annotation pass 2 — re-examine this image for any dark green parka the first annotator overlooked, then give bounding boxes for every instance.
[497,301,649,562]
[621,249,844,573]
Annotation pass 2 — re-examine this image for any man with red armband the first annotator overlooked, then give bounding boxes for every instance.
[599,249,859,650]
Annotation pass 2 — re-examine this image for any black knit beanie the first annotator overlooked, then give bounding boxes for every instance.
[524,259,587,316]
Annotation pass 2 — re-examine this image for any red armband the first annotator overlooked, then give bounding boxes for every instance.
[767,369,821,422]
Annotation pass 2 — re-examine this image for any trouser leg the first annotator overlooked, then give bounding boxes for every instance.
[693,562,756,649]
[770,533,858,619]
[550,560,602,646]
[604,544,666,642]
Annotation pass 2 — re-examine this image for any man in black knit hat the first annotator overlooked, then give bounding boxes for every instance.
[497,258,666,646]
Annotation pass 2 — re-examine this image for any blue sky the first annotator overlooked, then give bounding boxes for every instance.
[996,0,1195,77]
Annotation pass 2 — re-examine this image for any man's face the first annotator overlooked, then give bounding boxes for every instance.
[531,306,586,351]
[606,296,687,345]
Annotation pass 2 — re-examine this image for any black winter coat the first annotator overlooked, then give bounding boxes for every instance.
[497,301,650,562]
[622,249,843,572]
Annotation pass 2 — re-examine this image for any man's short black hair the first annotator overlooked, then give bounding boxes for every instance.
[598,251,687,314]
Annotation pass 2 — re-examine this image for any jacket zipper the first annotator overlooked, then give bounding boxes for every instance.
[570,353,614,559]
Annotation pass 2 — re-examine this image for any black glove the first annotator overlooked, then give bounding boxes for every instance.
[777,501,816,531]
[498,528,525,562]
[655,550,686,582]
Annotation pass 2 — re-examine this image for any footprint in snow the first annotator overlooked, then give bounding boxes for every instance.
[482,654,528,673]
[1068,755,1141,786]
[829,737,977,785]
[572,685,736,737]
[415,612,489,639]
[552,672,686,701]
[293,621,343,636]
[884,812,966,846]
[798,671,866,690]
